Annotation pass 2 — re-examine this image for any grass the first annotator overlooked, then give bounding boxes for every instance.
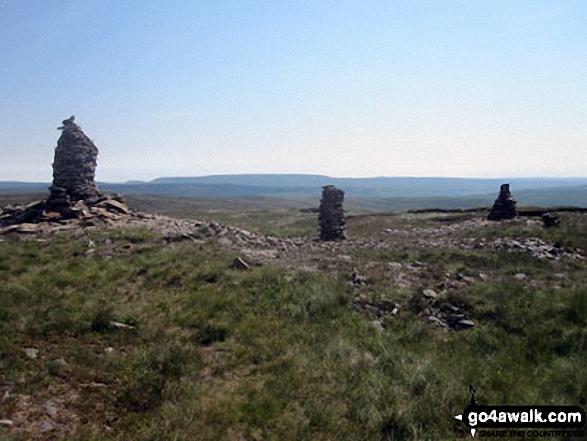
[1,210,587,440]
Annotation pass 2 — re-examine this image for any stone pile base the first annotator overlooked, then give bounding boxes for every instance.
[0,194,130,234]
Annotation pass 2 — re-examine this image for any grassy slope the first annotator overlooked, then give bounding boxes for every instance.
[1,210,587,440]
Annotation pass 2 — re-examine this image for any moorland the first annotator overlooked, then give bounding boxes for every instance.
[1,192,586,440]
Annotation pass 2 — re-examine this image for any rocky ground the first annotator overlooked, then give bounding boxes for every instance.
[2,199,584,337]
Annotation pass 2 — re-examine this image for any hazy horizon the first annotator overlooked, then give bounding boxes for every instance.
[1,1,586,182]
[4,173,587,186]
[5,172,587,185]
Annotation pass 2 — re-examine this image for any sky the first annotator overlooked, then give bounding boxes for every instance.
[0,0,586,182]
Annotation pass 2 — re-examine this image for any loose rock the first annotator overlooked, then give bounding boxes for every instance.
[109,321,135,330]
[96,199,129,215]
[422,289,437,299]
[44,400,58,417]
[231,257,251,271]
[542,213,560,228]
[23,348,38,359]
[40,421,56,433]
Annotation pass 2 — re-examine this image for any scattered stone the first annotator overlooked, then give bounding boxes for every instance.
[427,315,448,329]
[44,400,58,417]
[0,225,19,235]
[456,319,475,329]
[23,348,38,359]
[104,347,114,354]
[423,296,475,331]
[488,183,517,221]
[109,321,135,330]
[40,421,56,433]
[542,213,560,228]
[351,269,366,287]
[487,237,579,260]
[514,273,527,281]
[16,223,39,234]
[96,199,129,215]
[231,257,251,271]
[377,298,395,311]
[42,211,61,220]
[23,200,43,210]
[422,289,437,299]
[319,185,345,241]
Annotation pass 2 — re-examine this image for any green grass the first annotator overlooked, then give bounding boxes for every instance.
[1,213,587,440]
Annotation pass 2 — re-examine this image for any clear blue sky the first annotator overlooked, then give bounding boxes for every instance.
[1,0,586,182]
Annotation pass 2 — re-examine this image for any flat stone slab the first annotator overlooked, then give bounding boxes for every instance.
[97,199,129,214]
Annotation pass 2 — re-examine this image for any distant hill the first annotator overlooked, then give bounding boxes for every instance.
[1,174,586,209]
[149,174,587,198]
[0,182,48,193]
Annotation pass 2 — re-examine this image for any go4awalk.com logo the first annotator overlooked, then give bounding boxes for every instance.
[454,387,586,438]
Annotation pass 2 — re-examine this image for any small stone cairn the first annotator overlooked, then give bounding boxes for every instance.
[318,185,345,241]
[487,183,517,221]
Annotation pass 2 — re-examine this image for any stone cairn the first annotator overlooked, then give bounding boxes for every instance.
[0,116,130,230]
[46,116,100,214]
[487,183,517,221]
[319,185,345,241]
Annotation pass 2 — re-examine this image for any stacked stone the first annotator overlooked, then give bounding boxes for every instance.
[487,183,517,221]
[319,185,346,241]
[47,116,100,212]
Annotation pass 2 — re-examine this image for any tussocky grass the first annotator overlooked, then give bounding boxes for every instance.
[0,212,586,440]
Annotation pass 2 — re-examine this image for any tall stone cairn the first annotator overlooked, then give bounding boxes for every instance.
[319,185,346,241]
[47,116,100,209]
[487,183,517,221]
